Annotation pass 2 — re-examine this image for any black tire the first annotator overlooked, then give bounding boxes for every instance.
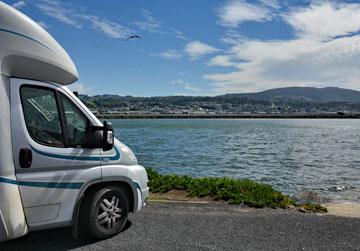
[79,186,129,239]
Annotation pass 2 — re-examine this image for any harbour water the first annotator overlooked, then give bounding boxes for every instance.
[111,119,360,203]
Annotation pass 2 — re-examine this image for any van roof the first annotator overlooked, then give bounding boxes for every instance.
[0,2,78,85]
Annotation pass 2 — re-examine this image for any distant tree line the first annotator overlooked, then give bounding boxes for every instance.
[78,94,360,113]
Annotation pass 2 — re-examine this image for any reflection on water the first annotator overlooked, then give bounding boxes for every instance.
[112,119,360,203]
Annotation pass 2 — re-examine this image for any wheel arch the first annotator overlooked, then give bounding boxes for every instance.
[71,176,138,239]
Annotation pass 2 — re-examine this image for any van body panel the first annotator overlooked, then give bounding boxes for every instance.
[10,78,102,227]
[24,204,60,224]
[0,75,28,241]
[101,164,149,211]
[0,182,28,241]
[15,167,101,227]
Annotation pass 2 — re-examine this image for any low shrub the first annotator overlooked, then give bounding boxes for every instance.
[302,203,328,213]
[147,168,295,208]
[146,168,327,212]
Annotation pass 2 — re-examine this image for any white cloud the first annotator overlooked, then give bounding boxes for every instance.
[169,28,187,40]
[184,41,219,60]
[37,21,49,29]
[285,2,360,41]
[217,0,272,27]
[259,0,280,9]
[205,1,360,93]
[171,79,202,92]
[12,0,26,9]
[36,0,81,28]
[82,15,131,39]
[220,30,248,45]
[34,0,131,38]
[157,49,182,60]
[208,55,236,67]
[134,9,187,40]
[205,35,360,93]
[134,9,161,33]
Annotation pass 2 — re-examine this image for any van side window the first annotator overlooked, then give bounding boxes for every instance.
[60,94,90,147]
[20,87,65,147]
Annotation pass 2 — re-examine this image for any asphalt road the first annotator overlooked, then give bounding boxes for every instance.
[1,202,359,251]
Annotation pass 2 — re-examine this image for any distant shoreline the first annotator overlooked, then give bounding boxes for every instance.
[96,113,360,119]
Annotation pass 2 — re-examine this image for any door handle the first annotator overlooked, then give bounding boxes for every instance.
[19,148,32,168]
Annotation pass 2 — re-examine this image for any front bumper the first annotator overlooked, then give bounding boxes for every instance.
[126,164,149,212]
[141,187,149,207]
[136,186,149,212]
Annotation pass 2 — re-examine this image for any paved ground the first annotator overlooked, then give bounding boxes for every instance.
[1,202,360,251]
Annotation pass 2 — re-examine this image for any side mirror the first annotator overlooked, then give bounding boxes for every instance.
[102,121,114,151]
[87,121,114,151]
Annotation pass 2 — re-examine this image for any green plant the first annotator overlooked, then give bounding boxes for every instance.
[302,203,328,213]
[146,168,327,212]
[146,168,298,209]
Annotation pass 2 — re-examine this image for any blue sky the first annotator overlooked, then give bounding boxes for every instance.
[6,0,360,96]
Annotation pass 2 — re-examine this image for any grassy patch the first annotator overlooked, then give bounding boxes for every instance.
[146,168,327,212]
[302,203,328,213]
[147,168,294,208]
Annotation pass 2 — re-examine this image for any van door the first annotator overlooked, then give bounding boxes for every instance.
[10,78,101,227]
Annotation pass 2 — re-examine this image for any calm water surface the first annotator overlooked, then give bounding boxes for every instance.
[111,119,360,203]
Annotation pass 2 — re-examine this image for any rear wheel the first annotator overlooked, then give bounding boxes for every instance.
[80,186,129,239]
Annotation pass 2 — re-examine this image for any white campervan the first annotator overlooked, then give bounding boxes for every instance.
[0,2,148,241]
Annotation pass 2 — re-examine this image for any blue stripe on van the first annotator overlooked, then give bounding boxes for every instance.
[18,180,83,189]
[0,176,83,189]
[0,177,140,191]
[0,176,18,185]
[30,146,121,162]
[0,28,53,51]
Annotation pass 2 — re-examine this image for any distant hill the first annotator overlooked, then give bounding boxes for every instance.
[222,87,360,103]
[79,86,360,114]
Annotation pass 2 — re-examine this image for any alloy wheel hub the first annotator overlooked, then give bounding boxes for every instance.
[97,196,122,229]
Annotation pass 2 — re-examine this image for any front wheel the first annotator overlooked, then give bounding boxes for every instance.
[80,186,129,239]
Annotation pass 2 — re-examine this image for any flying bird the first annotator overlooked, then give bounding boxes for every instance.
[125,35,140,41]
